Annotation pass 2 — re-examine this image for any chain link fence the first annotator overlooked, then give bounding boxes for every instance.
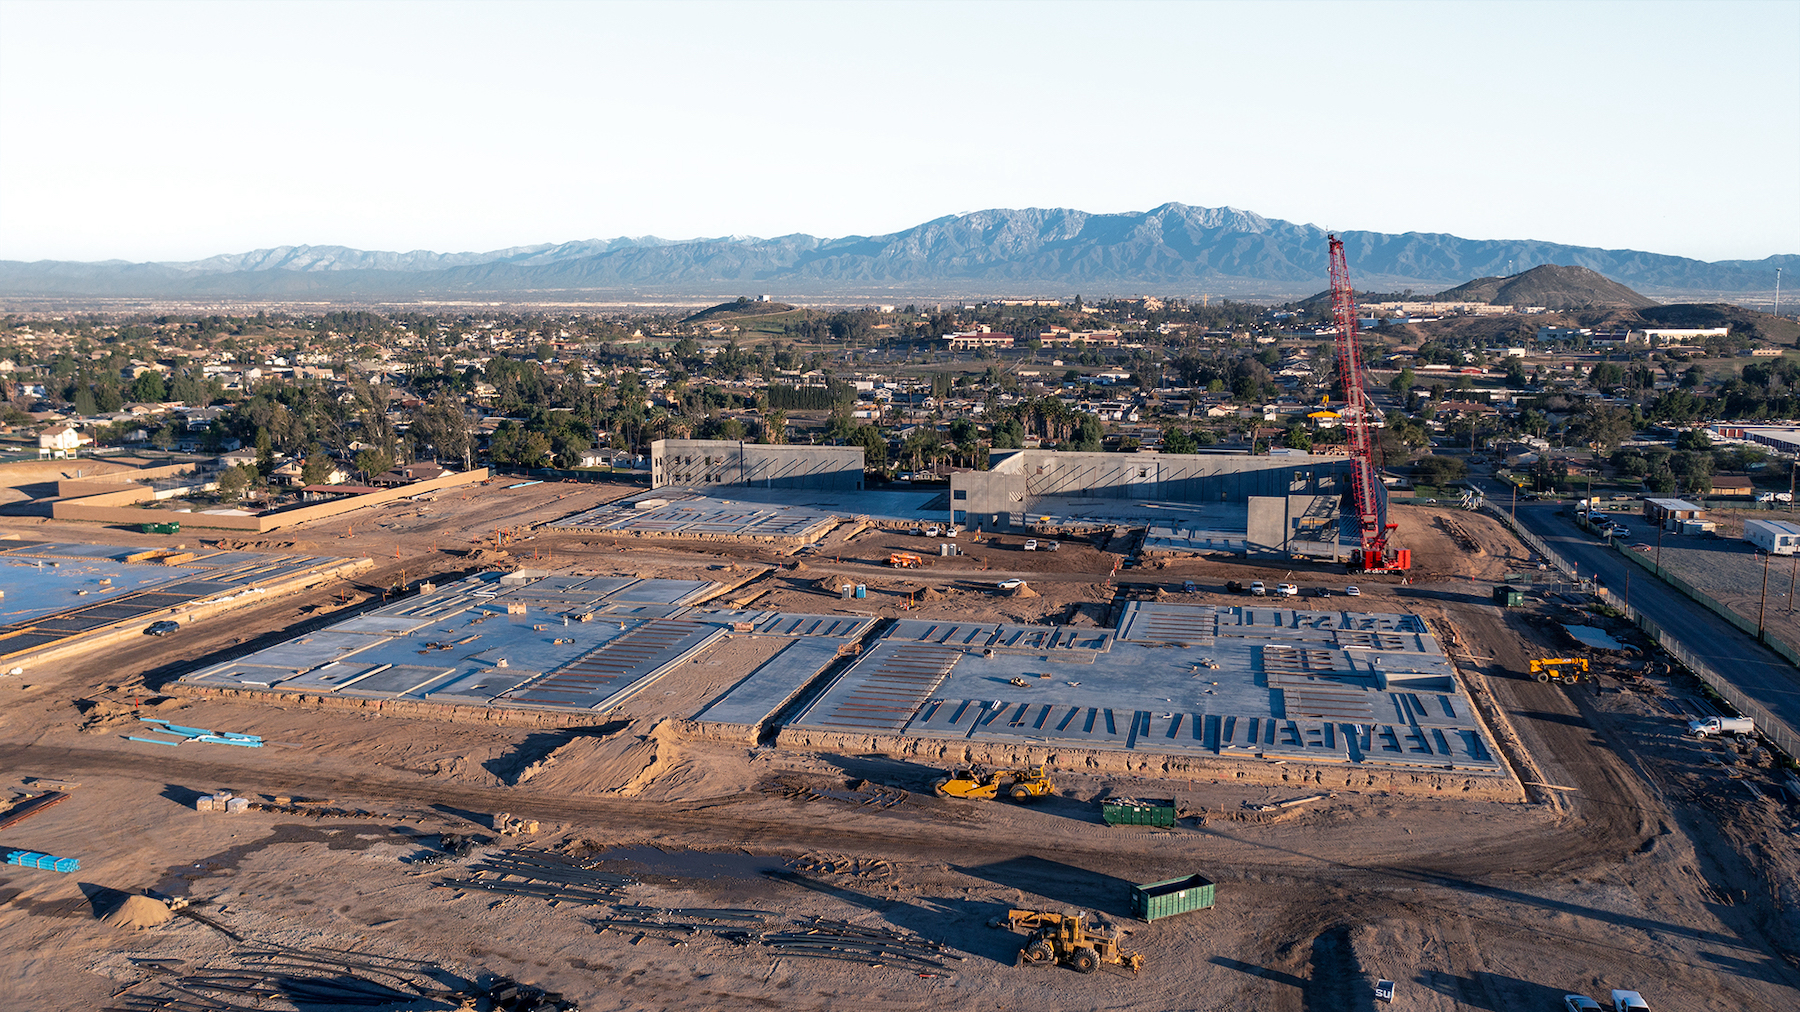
[1482,505,1798,760]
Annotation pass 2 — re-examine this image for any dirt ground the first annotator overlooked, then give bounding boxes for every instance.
[0,483,1797,1011]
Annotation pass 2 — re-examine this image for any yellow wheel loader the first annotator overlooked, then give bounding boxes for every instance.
[1006,909,1143,975]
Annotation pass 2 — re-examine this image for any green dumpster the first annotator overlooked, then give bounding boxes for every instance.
[1101,798,1177,827]
[139,522,180,535]
[1130,873,1215,921]
[1491,586,1523,607]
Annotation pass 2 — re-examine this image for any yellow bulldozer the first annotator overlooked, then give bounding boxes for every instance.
[932,764,1055,801]
[1527,657,1592,684]
[1006,909,1143,975]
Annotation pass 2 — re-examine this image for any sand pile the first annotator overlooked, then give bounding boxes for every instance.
[915,587,943,602]
[1005,584,1040,598]
[101,895,172,929]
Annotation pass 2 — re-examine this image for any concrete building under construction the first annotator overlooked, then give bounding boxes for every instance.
[650,440,864,492]
[950,449,1372,558]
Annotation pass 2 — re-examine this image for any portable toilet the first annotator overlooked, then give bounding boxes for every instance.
[854,584,867,599]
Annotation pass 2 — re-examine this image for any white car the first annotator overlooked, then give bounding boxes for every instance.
[1275,583,1299,598]
[1610,990,1649,1012]
[997,578,1025,591]
[924,526,941,537]
[1249,581,1267,596]
[1563,997,1602,1012]
[1024,539,1039,551]
[1345,586,1360,597]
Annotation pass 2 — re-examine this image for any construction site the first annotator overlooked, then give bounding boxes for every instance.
[0,245,1795,1011]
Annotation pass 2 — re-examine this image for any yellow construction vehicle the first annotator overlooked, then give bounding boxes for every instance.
[1006,909,1144,975]
[1527,657,1592,684]
[932,765,1055,801]
[888,552,925,568]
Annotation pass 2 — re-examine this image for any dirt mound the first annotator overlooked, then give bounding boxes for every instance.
[915,587,943,602]
[100,894,172,929]
[1005,584,1040,599]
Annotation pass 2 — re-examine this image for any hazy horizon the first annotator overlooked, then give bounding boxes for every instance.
[2,0,1797,264]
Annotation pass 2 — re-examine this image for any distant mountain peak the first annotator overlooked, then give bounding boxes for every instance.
[1,204,1790,301]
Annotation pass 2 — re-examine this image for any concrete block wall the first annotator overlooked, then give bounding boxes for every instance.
[950,450,1360,529]
[651,440,863,491]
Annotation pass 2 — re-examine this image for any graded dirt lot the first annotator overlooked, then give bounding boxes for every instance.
[0,485,1797,1011]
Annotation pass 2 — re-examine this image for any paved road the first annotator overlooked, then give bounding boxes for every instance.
[1484,478,1800,748]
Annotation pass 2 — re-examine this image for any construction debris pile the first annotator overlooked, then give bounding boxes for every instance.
[101,943,505,1012]
[436,849,961,971]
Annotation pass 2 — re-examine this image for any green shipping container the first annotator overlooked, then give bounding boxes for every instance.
[1101,799,1177,827]
[1491,586,1523,607]
[1131,873,1215,922]
[140,522,180,535]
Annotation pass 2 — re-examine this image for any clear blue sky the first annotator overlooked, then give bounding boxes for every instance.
[1,0,1795,263]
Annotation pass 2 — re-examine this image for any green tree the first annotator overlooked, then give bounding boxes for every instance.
[1413,455,1468,486]
[216,463,253,502]
[1568,402,1634,452]
[354,447,394,480]
[255,428,275,477]
[1071,413,1104,452]
[1675,429,1712,452]
[301,452,336,485]
[1388,367,1416,396]
[129,370,166,402]
[1161,425,1198,455]
[848,425,888,472]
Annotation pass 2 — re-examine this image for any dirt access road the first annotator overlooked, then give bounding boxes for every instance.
[0,491,1795,1010]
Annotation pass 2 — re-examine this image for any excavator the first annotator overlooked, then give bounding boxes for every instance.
[932,764,1055,801]
[1006,909,1144,975]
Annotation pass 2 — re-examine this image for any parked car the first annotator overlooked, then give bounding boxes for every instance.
[1275,583,1299,598]
[1041,540,1058,551]
[1023,539,1039,551]
[1610,990,1650,1012]
[1310,586,1332,597]
[1249,581,1267,596]
[924,525,942,537]
[145,620,180,636]
[1563,997,1603,1012]
[1345,586,1361,597]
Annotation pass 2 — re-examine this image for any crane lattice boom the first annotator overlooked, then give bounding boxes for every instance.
[1328,234,1409,573]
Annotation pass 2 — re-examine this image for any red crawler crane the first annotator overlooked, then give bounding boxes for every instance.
[1328,234,1410,574]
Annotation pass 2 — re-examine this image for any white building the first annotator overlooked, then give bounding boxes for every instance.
[1745,518,1800,555]
[37,424,90,458]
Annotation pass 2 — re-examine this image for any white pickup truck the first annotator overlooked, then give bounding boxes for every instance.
[1687,715,1754,738]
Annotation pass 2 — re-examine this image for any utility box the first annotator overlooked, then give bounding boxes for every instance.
[1492,586,1524,607]
[1130,873,1215,921]
[1102,798,1177,827]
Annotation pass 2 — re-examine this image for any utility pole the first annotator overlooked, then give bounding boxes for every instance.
[1758,549,1772,639]
[1789,552,1797,615]
[1657,526,1666,571]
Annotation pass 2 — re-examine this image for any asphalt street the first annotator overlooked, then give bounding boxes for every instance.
[1482,476,1800,748]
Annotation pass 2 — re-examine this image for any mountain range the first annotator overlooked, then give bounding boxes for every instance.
[1,203,1791,303]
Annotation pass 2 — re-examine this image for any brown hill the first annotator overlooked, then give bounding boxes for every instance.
[1438,264,1658,310]
[1639,303,1800,344]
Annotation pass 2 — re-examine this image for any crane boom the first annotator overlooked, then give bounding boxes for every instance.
[1328,235,1409,573]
